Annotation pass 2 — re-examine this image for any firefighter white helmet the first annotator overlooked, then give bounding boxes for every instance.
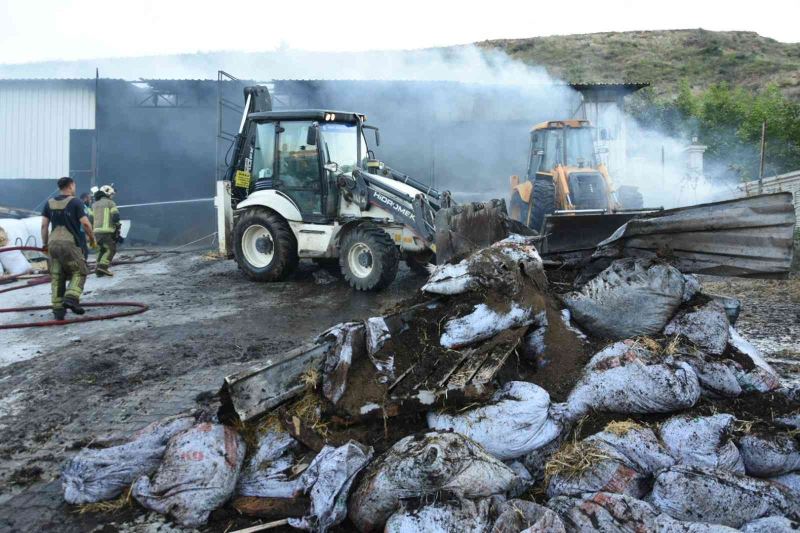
[99,185,116,197]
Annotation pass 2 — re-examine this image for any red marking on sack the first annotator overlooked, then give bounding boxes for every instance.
[601,465,638,493]
[178,451,205,461]
[197,423,212,432]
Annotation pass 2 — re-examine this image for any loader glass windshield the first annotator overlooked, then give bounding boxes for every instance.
[276,121,322,216]
[564,127,596,168]
[320,123,366,174]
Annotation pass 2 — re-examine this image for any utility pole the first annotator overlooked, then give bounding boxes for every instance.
[758,120,767,194]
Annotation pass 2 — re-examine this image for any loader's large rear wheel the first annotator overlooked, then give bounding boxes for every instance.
[340,224,399,291]
[530,178,556,233]
[234,209,298,281]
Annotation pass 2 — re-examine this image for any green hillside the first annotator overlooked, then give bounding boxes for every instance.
[479,29,800,98]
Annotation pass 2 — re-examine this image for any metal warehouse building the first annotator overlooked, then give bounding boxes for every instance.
[0,74,645,244]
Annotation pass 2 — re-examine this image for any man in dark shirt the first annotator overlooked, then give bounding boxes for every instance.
[41,177,96,320]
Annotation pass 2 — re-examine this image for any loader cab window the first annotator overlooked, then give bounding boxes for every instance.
[253,123,276,183]
[320,123,365,174]
[276,121,323,216]
[531,129,561,174]
[564,127,596,168]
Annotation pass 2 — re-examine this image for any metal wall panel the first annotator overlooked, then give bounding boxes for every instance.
[0,81,95,179]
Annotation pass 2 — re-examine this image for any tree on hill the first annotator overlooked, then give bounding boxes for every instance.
[628,81,800,183]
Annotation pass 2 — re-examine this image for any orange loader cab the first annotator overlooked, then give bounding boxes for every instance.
[509,120,641,233]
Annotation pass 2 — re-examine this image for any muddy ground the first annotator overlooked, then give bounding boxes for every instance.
[0,254,797,532]
[0,250,423,532]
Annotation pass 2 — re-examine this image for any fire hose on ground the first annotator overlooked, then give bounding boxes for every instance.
[0,245,152,328]
[0,233,216,326]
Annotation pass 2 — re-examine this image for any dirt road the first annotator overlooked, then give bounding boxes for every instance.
[0,251,423,532]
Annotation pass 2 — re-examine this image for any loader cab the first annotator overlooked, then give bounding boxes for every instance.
[240,110,370,223]
[526,120,597,179]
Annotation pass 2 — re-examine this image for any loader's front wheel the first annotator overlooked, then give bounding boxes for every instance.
[340,225,399,291]
[234,210,298,281]
[530,178,556,233]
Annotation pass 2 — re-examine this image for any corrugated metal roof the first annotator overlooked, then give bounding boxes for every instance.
[597,192,796,277]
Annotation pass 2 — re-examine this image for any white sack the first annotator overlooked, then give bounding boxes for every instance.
[492,498,566,533]
[385,499,492,533]
[427,381,562,460]
[21,216,44,248]
[546,456,650,499]
[288,440,372,532]
[132,423,246,527]
[586,423,675,475]
[440,303,534,349]
[562,258,685,339]
[771,472,800,494]
[549,491,739,533]
[678,355,742,398]
[0,249,30,276]
[659,414,745,473]
[321,322,363,404]
[664,300,730,355]
[738,433,800,477]
[566,345,701,417]
[62,414,195,504]
[728,328,781,392]
[349,431,516,532]
[740,516,800,533]
[236,430,302,498]
[648,465,800,528]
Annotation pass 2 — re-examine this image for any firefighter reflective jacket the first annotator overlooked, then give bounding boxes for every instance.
[93,197,120,234]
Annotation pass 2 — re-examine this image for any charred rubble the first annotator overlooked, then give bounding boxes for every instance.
[60,235,800,531]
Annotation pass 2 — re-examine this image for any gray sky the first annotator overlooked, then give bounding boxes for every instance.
[0,0,798,64]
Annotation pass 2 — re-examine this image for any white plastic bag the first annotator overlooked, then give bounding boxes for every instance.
[740,516,800,533]
[236,430,302,498]
[385,498,492,533]
[728,328,781,392]
[738,433,800,477]
[492,498,566,533]
[349,431,516,532]
[562,258,685,339]
[648,465,800,528]
[440,303,534,349]
[132,423,246,527]
[664,300,730,355]
[659,414,744,473]
[61,414,195,504]
[427,381,563,461]
[565,344,701,417]
[289,440,372,532]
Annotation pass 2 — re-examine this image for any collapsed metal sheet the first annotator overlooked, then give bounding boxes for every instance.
[221,341,331,422]
[597,192,796,277]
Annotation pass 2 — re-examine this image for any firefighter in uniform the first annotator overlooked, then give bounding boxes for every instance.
[41,177,96,320]
[92,185,121,277]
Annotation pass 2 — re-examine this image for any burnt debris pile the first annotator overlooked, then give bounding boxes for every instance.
[61,236,800,531]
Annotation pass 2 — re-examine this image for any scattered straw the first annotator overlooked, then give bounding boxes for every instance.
[733,418,756,434]
[664,334,682,356]
[604,420,642,436]
[286,390,328,438]
[635,336,662,353]
[76,487,133,514]
[544,440,612,484]
[299,367,320,390]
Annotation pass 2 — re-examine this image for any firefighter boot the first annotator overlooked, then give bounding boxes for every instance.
[63,296,86,315]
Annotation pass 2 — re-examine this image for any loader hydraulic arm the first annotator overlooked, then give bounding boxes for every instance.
[351,168,441,244]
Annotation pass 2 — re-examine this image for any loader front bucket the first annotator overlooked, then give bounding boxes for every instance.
[541,210,655,254]
[434,199,529,264]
